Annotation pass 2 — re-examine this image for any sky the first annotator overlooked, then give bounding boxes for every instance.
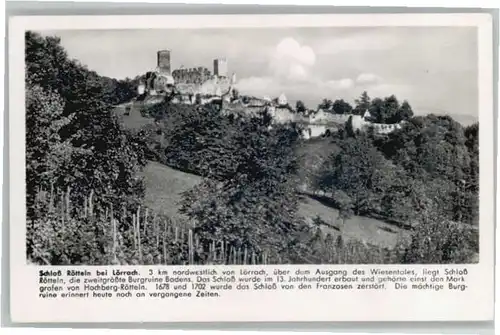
[40,27,478,125]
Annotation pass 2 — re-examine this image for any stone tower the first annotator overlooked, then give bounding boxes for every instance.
[213,58,228,78]
[157,50,171,75]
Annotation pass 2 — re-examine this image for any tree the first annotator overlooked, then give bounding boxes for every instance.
[333,190,354,227]
[99,76,138,106]
[164,104,235,179]
[398,100,414,121]
[296,100,307,114]
[367,95,414,124]
[368,98,384,123]
[463,122,479,225]
[316,134,396,215]
[231,88,239,101]
[25,84,80,212]
[318,98,333,111]
[25,31,147,210]
[332,99,353,115]
[353,91,371,115]
[375,114,476,225]
[179,117,307,262]
[345,115,356,138]
[381,95,400,123]
[368,95,398,123]
[398,201,477,264]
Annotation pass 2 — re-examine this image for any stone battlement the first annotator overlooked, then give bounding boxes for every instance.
[172,67,211,85]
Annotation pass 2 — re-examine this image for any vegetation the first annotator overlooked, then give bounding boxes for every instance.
[26,30,479,265]
[178,113,308,263]
[317,91,414,124]
[307,111,479,262]
[331,99,353,115]
[26,31,147,262]
[353,91,371,116]
[296,100,307,114]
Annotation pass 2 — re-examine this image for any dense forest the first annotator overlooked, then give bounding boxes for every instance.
[26,31,479,265]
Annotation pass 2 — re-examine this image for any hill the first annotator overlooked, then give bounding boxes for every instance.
[139,160,409,249]
[138,160,203,220]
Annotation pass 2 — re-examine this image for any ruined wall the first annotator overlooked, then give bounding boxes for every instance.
[302,125,329,139]
[175,77,232,96]
[306,111,403,136]
[143,71,174,94]
[172,67,211,85]
[268,106,301,123]
[309,111,352,125]
[153,74,174,93]
[366,122,403,134]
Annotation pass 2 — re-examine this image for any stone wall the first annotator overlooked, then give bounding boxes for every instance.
[309,110,352,125]
[175,77,232,96]
[267,106,302,123]
[172,67,211,85]
[302,125,329,139]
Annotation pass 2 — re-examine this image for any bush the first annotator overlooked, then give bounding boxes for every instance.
[397,204,477,264]
[25,31,147,212]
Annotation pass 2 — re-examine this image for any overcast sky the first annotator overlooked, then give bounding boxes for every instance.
[40,27,478,125]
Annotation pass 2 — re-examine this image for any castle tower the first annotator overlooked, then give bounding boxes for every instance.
[157,50,171,75]
[213,58,228,78]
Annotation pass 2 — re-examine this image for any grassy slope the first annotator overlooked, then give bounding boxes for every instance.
[138,161,203,221]
[113,100,157,130]
[139,160,409,249]
[298,196,409,248]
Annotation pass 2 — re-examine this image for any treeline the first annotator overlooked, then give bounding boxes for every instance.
[101,76,140,106]
[312,114,479,226]
[294,91,414,124]
[26,31,148,263]
[306,113,479,261]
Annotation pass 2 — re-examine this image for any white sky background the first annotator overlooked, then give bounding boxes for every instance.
[40,27,478,125]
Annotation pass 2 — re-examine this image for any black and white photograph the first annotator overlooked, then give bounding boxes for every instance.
[25,25,481,266]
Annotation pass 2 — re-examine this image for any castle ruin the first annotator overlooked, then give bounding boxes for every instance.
[140,50,234,96]
[134,50,401,139]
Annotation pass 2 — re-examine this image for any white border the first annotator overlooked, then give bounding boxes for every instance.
[8,13,495,30]
[8,13,495,323]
